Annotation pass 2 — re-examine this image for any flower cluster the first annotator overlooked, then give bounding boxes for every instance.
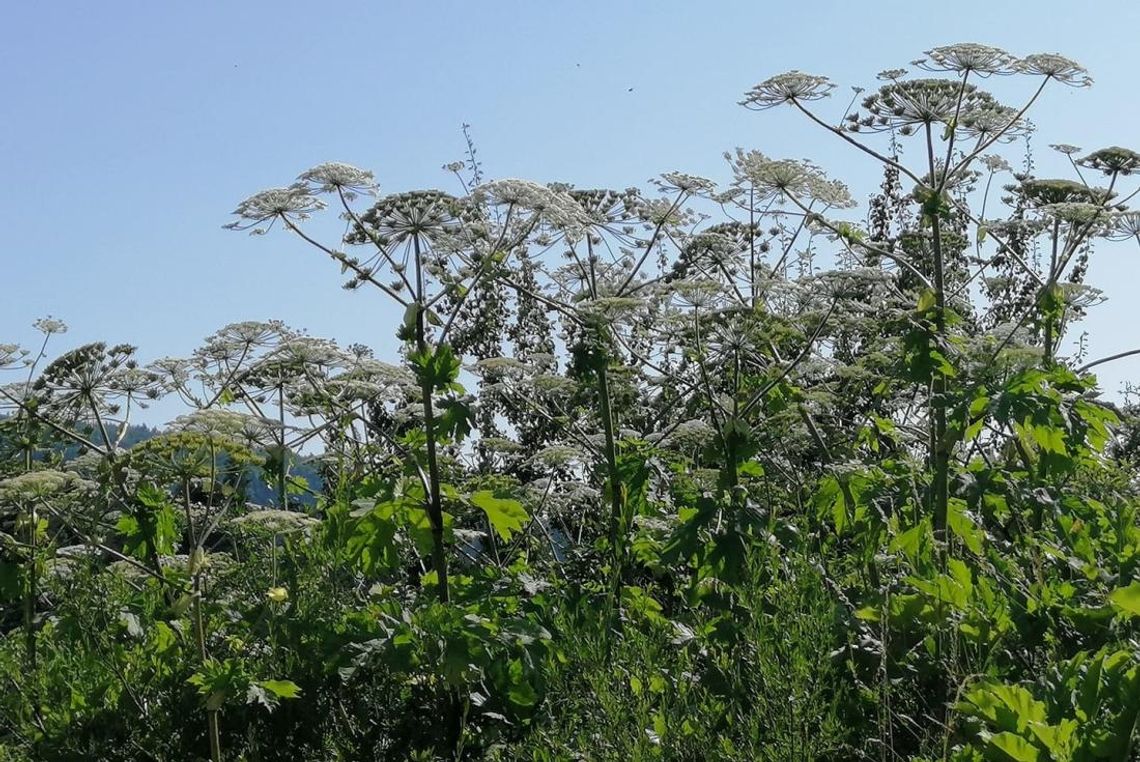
[1018,53,1092,87]
[654,172,716,195]
[474,179,590,239]
[0,344,27,369]
[224,186,326,235]
[0,470,95,503]
[848,79,1026,140]
[296,162,377,199]
[728,149,855,208]
[568,188,646,227]
[1077,147,1140,177]
[1041,202,1116,229]
[1107,211,1140,242]
[913,43,1019,76]
[349,190,463,245]
[740,71,835,110]
[33,317,68,335]
[1017,178,1110,207]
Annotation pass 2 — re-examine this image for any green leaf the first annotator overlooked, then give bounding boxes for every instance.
[1028,423,1066,456]
[948,499,984,555]
[507,679,538,707]
[1109,581,1140,618]
[437,398,474,443]
[257,679,301,699]
[471,490,529,541]
[738,461,765,478]
[346,502,399,574]
[987,732,1041,762]
[890,518,932,564]
[409,343,462,391]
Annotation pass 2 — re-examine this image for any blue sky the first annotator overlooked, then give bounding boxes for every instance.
[4,1,1140,420]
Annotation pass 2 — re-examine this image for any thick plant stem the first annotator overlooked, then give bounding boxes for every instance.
[277,385,288,510]
[412,234,450,604]
[925,130,951,550]
[193,575,222,762]
[409,234,458,753]
[418,371,451,604]
[24,500,37,674]
[929,214,951,548]
[1042,219,1061,369]
[596,362,625,575]
[184,481,221,762]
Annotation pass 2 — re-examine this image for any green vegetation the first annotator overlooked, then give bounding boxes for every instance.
[4,43,1140,760]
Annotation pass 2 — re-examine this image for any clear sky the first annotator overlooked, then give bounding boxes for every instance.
[4,1,1140,420]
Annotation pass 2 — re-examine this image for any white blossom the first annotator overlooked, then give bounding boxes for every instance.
[296,162,377,198]
[914,44,1019,76]
[741,71,835,110]
[1018,53,1092,87]
[225,185,326,234]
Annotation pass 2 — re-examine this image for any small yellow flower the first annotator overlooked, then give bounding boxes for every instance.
[266,586,289,603]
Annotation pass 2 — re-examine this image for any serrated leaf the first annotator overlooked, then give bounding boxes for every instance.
[257,679,301,699]
[470,490,528,541]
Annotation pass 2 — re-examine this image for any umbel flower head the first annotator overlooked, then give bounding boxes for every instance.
[1107,211,1140,242]
[1077,147,1140,176]
[170,409,276,446]
[224,185,326,235]
[473,179,590,238]
[727,149,855,208]
[1016,178,1112,207]
[349,190,462,246]
[1017,53,1092,87]
[1050,143,1082,156]
[849,79,1027,140]
[31,342,139,420]
[1,344,27,369]
[0,470,95,503]
[296,162,378,200]
[740,71,835,110]
[567,188,646,227]
[33,316,68,335]
[913,43,1020,76]
[1041,202,1115,228]
[654,172,716,194]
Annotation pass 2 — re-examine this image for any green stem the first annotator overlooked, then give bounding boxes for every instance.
[412,234,451,605]
[597,360,625,566]
[926,125,951,548]
[184,479,221,762]
[24,500,37,674]
[278,385,288,509]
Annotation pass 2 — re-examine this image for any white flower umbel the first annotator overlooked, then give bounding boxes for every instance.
[33,317,68,336]
[1018,53,1092,87]
[741,71,835,110]
[224,186,326,235]
[296,162,378,200]
[914,44,1020,76]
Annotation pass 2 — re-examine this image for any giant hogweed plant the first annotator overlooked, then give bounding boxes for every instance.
[740,44,1140,757]
[225,167,583,603]
[0,323,315,761]
[4,41,1140,762]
